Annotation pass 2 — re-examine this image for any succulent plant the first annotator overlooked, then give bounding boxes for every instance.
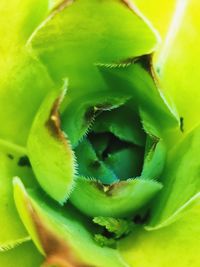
[1,0,200,266]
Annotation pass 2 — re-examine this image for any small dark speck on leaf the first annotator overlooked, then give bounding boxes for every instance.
[180,117,184,132]
[90,160,101,169]
[134,210,150,225]
[18,156,31,167]
[156,66,161,74]
[7,154,14,160]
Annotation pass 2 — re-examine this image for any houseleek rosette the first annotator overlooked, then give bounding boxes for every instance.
[1,0,200,267]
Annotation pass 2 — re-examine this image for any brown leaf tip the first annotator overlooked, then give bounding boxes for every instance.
[30,204,90,267]
[45,97,61,138]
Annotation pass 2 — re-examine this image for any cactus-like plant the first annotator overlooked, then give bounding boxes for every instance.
[1,0,200,266]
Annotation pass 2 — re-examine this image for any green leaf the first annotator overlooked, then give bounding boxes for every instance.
[27,84,76,203]
[0,0,49,46]
[119,201,200,267]
[149,124,200,227]
[0,139,36,250]
[13,178,128,267]
[98,61,179,135]
[75,138,118,184]
[92,105,146,146]
[0,0,57,146]
[0,53,54,146]
[93,216,135,248]
[88,132,111,157]
[158,0,200,133]
[0,241,44,267]
[93,217,135,239]
[133,0,176,40]
[94,234,116,248]
[141,137,166,180]
[61,91,130,147]
[104,148,144,180]
[29,0,158,84]
[70,177,162,218]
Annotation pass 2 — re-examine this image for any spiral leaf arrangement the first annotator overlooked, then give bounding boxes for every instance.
[1,1,200,267]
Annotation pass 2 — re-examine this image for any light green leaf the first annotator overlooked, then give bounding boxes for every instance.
[29,0,158,84]
[149,124,200,227]
[0,241,44,267]
[0,0,55,146]
[28,85,76,203]
[0,140,36,249]
[0,0,49,46]
[0,53,54,146]
[158,0,200,132]
[98,61,179,135]
[133,0,177,43]
[13,178,128,267]
[141,138,166,180]
[119,200,200,267]
[70,177,162,218]
[61,91,130,147]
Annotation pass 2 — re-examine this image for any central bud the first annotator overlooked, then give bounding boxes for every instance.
[74,105,146,185]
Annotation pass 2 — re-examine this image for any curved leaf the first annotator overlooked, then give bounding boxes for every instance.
[98,61,179,135]
[28,84,76,203]
[61,91,130,147]
[120,201,200,267]
[0,140,36,249]
[0,241,43,267]
[149,124,200,227]
[75,139,118,184]
[29,0,159,83]
[13,178,128,267]
[70,177,162,218]
[0,53,54,146]
[158,0,200,132]
[134,0,176,40]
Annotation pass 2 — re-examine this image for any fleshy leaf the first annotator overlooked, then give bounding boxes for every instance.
[75,139,118,184]
[92,105,146,146]
[0,0,54,146]
[0,53,54,146]
[133,0,176,40]
[147,192,200,231]
[70,177,162,218]
[61,91,130,147]
[98,60,179,135]
[0,0,49,46]
[104,148,144,180]
[119,201,200,267]
[0,241,44,267]
[149,123,200,227]
[158,0,200,133]
[27,84,76,203]
[13,178,128,267]
[88,132,111,158]
[29,0,158,84]
[0,139,37,250]
[141,137,166,180]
